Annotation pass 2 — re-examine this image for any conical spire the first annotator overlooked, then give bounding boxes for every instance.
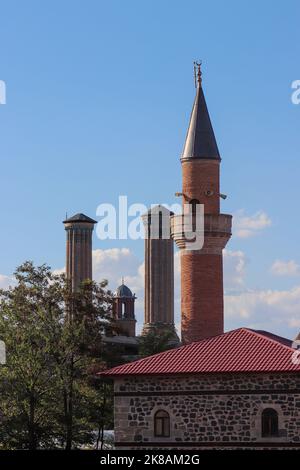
[181,62,220,161]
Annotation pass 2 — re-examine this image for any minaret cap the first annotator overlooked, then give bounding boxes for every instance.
[194,61,202,87]
[63,213,97,224]
[181,62,220,161]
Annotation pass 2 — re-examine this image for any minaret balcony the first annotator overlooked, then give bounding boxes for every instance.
[171,213,232,253]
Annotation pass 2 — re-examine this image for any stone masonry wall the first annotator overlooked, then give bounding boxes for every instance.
[113,373,300,449]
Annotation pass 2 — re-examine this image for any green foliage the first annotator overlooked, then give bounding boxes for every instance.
[0,261,118,449]
[138,327,177,358]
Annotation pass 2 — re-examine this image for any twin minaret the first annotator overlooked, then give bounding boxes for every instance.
[63,64,231,344]
[142,206,178,342]
[63,213,96,292]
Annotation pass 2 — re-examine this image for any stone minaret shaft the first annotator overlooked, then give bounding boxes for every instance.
[63,213,97,292]
[172,65,232,344]
[142,206,178,340]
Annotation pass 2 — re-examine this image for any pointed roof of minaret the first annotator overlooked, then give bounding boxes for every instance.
[181,62,220,161]
[63,213,97,224]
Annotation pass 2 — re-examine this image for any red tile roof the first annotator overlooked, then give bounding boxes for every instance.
[100,328,300,377]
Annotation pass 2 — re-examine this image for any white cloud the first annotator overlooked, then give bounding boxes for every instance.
[52,267,65,276]
[49,246,300,338]
[270,259,300,277]
[53,247,143,290]
[92,248,145,329]
[89,247,300,337]
[0,274,14,289]
[174,250,181,283]
[233,210,271,238]
[288,317,300,328]
[224,249,247,291]
[90,248,182,336]
[52,248,145,328]
[225,285,300,335]
[92,248,141,287]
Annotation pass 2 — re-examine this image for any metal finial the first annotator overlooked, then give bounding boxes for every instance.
[193,61,202,88]
[122,276,124,285]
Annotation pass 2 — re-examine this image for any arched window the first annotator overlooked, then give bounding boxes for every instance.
[189,199,200,232]
[189,199,200,217]
[121,302,126,317]
[154,410,170,438]
[261,408,279,437]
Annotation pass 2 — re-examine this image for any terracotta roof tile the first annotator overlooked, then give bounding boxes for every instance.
[100,328,300,377]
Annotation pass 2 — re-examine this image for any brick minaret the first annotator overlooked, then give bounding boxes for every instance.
[171,64,232,344]
[113,283,136,337]
[142,205,179,343]
[63,213,97,291]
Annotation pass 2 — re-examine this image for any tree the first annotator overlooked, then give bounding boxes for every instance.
[0,262,65,449]
[0,261,118,450]
[52,277,115,450]
[138,327,178,358]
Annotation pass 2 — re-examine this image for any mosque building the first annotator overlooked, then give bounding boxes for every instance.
[64,64,300,449]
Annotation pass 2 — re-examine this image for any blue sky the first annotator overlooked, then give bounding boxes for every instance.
[1,0,300,338]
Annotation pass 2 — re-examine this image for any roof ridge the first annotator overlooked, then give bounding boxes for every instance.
[243,328,294,352]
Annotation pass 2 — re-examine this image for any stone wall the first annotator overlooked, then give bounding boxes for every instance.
[113,373,300,449]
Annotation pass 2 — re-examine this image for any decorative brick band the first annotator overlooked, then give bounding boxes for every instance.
[114,441,300,448]
[115,389,300,397]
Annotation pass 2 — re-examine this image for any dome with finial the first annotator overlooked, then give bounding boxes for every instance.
[116,283,133,298]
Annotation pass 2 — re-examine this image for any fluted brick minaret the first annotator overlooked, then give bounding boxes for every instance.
[171,64,232,344]
[142,205,179,343]
[63,213,96,291]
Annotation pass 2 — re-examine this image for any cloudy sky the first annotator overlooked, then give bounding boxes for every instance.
[0,1,300,339]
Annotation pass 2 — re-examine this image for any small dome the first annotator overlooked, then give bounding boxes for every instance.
[116,284,133,298]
